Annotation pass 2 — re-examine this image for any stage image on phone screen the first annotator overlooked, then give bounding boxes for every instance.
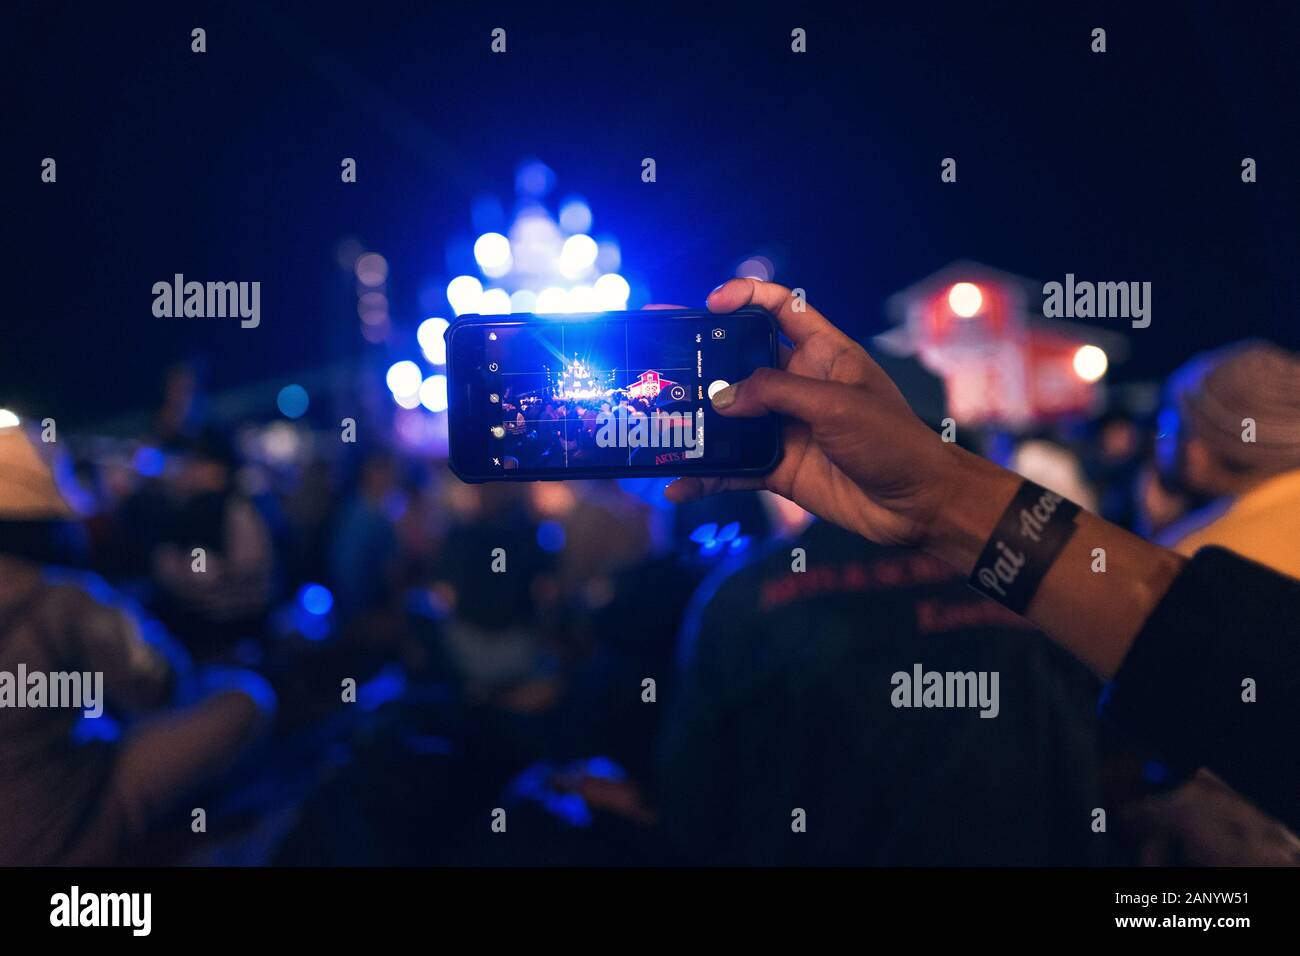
[449,310,779,479]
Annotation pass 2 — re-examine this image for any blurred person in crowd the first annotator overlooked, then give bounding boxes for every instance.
[394,461,453,584]
[541,480,652,609]
[1121,768,1300,866]
[0,425,273,865]
[152,427,275,658]
[1155,340,1300,579]
[151,362,205,448]
[1011,438,1099,514]
[662,278,1300,857]
[329,451,403,621]
[654,346,1107,865]
[431,484,560,710]
[1089,409,1146,529]
[1115,341,1300,863]
[280,456,338,586]
[1134,461,1199,540]
[546,491,775,807]
[656,513,1107,865]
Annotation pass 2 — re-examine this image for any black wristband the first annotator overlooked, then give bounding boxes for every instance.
[968,481,1080,614]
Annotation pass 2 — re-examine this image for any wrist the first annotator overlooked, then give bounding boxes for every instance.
[920,445,1022,575]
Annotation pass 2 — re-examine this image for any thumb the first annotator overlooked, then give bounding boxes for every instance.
[711,366,850,423]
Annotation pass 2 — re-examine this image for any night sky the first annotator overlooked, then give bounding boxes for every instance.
[8,1,1299,428]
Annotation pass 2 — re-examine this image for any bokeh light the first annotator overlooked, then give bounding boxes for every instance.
[595,239,621,273]
[298,583,335,617]
[559,234,598,279]
[510,289,538,313]
[515,159,556,197]
[276,384,310,419]
[386,360,423,397]
[567,285,598,312]
[447,275,484,315]
[474,232,512,277]
[736,256,774,281]
[593,273,630,309]
[947,282,984,318]
[479,288,511,315]
[417,317,451,364]
[355,252,388,287]
[558,198,593,234]
[1072,344,1109,382]
[419,374,449,413]
[536,287,568,313]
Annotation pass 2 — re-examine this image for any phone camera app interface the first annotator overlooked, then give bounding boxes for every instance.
[479,315,751,473]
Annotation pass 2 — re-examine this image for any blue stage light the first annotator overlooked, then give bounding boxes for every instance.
[537,520,566,552]
[593,273,630,309]
[419,374,448,413]
[446,275,483,316]
[559,234,598,279]
[417,317,450,365]
[536,287,568,313]
[133,445,165,477]
[689,522,718,544]
[277,384,310,419]
[474,232,511,273]
[386,360,423,397]
[558,197,593,234]
[479,288,511,315]
[298,583,334,616]
[515,159,556,197]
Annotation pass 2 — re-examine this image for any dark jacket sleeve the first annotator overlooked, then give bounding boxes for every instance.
[1100,546,1300,832]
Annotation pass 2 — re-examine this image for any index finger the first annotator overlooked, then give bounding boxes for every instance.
[705,278,837,347]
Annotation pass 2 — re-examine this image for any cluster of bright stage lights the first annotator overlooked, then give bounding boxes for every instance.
[386,163,633,414]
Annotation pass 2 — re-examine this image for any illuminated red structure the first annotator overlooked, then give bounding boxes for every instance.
[624,369,680,401]
[877,261,1129,427]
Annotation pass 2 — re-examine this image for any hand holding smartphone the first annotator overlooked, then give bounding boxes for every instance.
[446,307,781,481]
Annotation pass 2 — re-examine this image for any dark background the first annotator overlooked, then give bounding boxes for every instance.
[7,0,1299,428]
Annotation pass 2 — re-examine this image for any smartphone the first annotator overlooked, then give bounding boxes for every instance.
[446,307,781,482]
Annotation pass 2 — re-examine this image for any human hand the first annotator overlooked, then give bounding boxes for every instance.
[662,279,971,550]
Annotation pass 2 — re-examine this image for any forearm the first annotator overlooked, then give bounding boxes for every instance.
[923,446,1186,679]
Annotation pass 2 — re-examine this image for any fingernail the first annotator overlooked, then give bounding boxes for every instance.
[707,281,728,300]
[711,384,737,409]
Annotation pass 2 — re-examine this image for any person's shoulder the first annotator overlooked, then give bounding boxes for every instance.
[677,523,863,651]
[34,569,135,634]
[39,568,121,608]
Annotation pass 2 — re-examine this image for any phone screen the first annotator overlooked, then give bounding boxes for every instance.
[447,308,780,481]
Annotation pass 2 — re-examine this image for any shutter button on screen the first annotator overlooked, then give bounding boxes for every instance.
[708,380,730,400]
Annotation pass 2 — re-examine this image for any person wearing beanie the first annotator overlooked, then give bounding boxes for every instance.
[1157,340,1300,580]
